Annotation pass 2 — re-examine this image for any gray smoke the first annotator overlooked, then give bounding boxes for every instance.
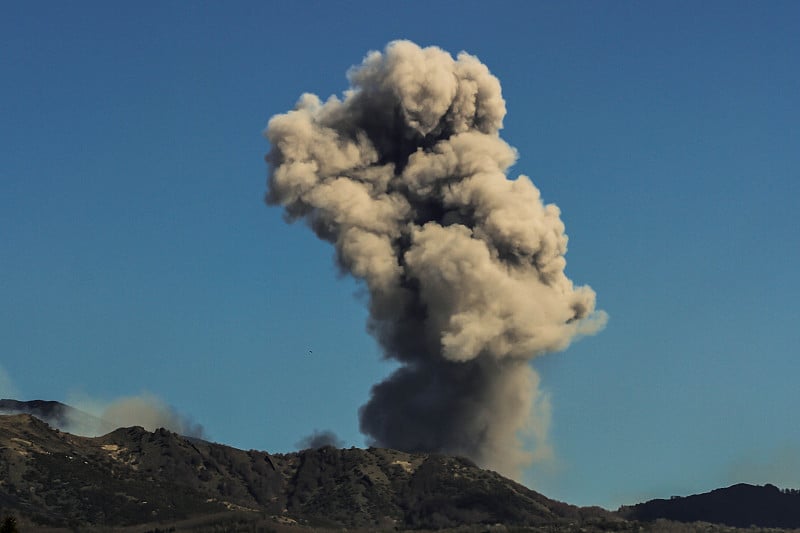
[264,40,606,479]
[296,429,345,450]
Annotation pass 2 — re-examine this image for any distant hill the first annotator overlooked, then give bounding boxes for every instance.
[620,483,800,528]
[0,398,116,436]
[0,409,620,531]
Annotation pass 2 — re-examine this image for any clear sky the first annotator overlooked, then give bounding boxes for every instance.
[2,1,798,510]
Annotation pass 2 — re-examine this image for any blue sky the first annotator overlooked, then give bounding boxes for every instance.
[2,1,798,509]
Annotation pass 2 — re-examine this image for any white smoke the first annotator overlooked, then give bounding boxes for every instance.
[265,40,606,479]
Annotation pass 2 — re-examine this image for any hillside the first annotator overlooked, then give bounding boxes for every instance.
[0,398,116,436]
[4,405,800,532]
[620,483,800,529]
[0,412,620,531]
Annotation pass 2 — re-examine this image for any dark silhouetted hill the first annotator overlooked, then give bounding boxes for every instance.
[620,482,800,528]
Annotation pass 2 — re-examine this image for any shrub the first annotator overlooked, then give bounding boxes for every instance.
[0,515,19,533]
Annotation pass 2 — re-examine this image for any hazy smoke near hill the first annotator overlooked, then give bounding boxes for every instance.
[0,394,204,439]
[65,392,205,438]
[264,40,606,478]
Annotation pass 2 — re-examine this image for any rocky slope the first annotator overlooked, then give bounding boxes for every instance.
[0,412,619,531]
[4,404,798,532]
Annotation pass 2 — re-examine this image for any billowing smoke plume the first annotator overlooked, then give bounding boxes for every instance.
[264,41,606,478]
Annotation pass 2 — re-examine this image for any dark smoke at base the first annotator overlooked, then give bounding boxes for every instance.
[296,429,345,450]
[264,41,606,479]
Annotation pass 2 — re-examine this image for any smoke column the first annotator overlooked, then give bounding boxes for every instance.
[264,41,606,478]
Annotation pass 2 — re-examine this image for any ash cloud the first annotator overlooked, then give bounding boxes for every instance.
[264,40,606,479]
[296,429,345,450]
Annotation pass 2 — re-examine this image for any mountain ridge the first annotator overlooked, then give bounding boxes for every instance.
[3,401,800,532]
[0,398,117,436]
[0,409,620,531]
